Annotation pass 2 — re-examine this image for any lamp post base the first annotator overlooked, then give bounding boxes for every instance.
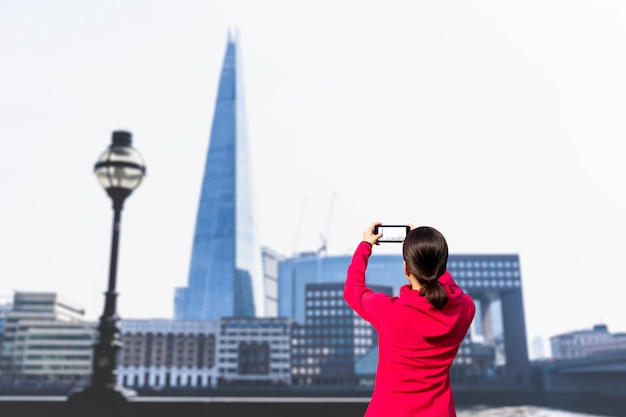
[67,385,137,417]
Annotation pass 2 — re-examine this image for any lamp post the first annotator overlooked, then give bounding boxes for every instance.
[69,130,145,406]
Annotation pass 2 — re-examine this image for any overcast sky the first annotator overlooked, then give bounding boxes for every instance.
[2,0,626,357]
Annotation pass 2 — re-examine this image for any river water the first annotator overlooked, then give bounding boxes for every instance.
[457,405,613,417]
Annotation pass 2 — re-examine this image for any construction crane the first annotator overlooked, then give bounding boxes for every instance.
[292,198,308,256]
[317,192,336,256]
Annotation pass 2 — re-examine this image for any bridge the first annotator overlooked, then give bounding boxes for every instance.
[535,351,626,416]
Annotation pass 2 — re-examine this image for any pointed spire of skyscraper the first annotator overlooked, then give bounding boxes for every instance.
[175,34,260,320]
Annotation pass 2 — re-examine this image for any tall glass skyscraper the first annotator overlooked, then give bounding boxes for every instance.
[175,33,260,320]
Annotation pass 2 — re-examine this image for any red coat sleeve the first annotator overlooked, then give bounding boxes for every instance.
[343,241,392,329]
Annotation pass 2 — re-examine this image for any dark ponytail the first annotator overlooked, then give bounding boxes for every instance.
[420,276,448,310]
[402,227,449,310]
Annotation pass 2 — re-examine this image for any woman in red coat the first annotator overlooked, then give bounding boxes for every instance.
[344,222,475,417]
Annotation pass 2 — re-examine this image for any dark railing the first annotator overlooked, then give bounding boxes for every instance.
[0,391,624,417]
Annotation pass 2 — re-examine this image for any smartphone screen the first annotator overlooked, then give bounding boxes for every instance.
[374,225,410,242]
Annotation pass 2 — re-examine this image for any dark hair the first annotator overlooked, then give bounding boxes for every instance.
[402,226,449,310]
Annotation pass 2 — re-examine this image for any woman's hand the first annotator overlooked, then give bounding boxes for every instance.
[363,222,383,245]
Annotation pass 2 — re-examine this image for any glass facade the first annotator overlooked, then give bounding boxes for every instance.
[175,34,260,320]
[291,282,391,386]
[0,292,96,386]
[278,253,403,325]
[261,246,282,317]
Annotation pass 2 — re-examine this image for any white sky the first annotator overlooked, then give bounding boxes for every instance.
[2,0,626,358]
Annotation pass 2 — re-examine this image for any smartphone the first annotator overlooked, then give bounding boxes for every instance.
[373,225,410,243]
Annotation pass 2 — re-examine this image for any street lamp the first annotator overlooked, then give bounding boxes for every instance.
[68,130,145,407]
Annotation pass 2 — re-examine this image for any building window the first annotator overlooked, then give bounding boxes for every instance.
[238,341,270,375]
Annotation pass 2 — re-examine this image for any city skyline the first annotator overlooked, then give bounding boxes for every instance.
[2,1,626,356]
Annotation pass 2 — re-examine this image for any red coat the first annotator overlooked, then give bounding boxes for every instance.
[344,242,476,417]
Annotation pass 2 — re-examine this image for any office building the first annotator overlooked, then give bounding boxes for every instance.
[118,319,218,389]
[0,297,12,376]
[0,296,10,336]
[531,336,546,360]
[217,317,292,387]
[450,255,529,383]
[0,292,96,387]
[278,253,402,325]
[291,282,391,387]
[117,317,293,390]
[261,246,282,317]
[550,324,626,360]
[175,32,261,320]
